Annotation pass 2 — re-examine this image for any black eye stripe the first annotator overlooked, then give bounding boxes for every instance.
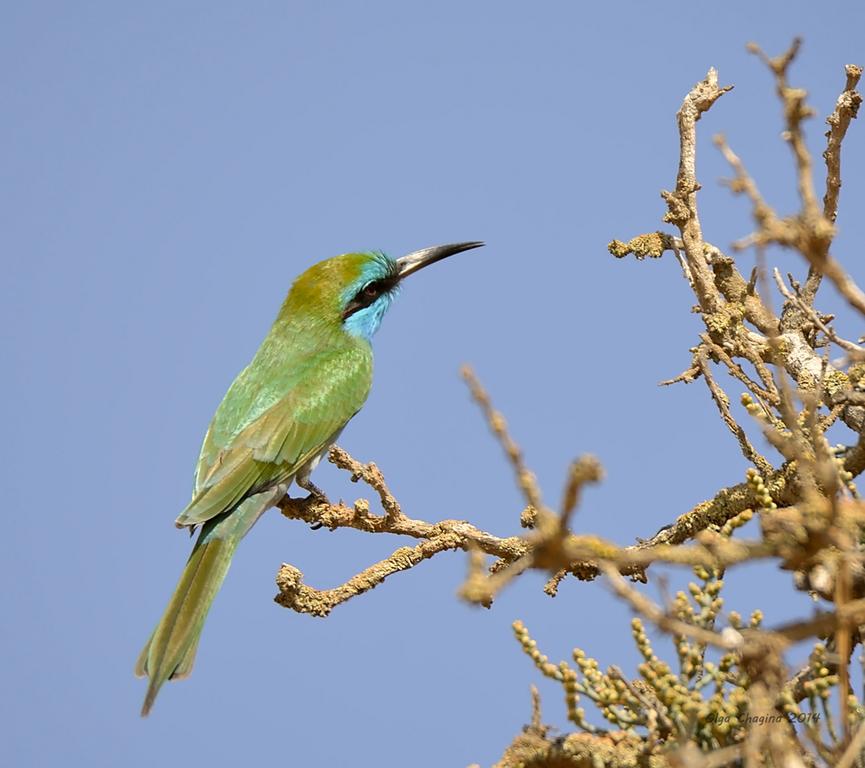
[342,277,398,320]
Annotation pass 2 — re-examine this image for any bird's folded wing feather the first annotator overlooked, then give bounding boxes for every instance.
[175,345,372,528]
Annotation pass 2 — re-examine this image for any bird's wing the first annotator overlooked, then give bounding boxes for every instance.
[175,345,372,529]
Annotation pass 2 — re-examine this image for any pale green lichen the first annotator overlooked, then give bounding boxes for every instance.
[607,232,671,260]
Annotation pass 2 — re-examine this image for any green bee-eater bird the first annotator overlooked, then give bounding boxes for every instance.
[135,241,482,716]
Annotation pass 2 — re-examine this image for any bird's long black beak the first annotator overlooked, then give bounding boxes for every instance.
[395,241,484,280]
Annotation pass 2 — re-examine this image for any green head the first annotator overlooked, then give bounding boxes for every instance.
[284,242,484,341]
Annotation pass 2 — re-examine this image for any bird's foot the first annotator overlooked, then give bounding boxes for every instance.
[296,477,331,506]
[295,477,332,529]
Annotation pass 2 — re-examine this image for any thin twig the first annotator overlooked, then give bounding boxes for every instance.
[773,267,865,356]
[835,716,865,768]
[461,365,545,513]
[697,350,774,473]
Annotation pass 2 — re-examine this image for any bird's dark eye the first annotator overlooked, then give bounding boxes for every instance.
[343,277,396,320]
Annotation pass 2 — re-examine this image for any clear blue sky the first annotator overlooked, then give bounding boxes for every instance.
[3,2,864,766]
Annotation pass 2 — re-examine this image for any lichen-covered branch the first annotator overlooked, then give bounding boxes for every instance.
[661,68,732,316]
[823,64,863,225]
[270,399,865,619]
[729,40,865,319]
[274,445,529,614]
[492,42,865,768]
[275,535,462,616]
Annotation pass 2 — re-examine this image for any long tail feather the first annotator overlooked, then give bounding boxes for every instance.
[136,494,277,716]
[136,532,238,716]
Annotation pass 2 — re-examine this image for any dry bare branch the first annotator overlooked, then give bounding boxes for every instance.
[696,350,773,473]
[661,68,732,316]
